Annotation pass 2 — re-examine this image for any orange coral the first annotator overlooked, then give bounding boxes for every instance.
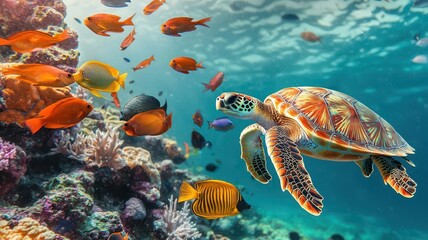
[0,77,72,126]
[0,217,69,240]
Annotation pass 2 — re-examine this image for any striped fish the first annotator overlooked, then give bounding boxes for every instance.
[178,180,251,219]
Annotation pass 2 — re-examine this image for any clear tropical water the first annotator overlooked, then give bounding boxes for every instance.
[64,0,427,239]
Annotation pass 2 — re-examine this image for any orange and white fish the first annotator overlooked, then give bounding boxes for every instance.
[202,71,224,92]
[161,17,211,37]
[107,231,128,240]
[169,57,204,74]
[122,108,172,136]
[300,31,322,43]
[0,63,74,87]
[84,13,135,37]
[120,27,136,50]
[25,97,93,134]
[143,0,166,15]
[0,29,70,53]
[132,55,155,72]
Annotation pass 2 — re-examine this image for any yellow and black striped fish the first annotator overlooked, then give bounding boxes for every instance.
[178,180,251,219]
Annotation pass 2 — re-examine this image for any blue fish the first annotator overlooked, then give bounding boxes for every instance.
[74,18,82,24]
[208,117,234,131]
[123,57,130,63]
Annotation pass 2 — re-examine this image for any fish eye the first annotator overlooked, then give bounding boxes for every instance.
[124,123,129,127]
[86,105,91,109]
[172,60,175,62]
[226,95,237,105]
[87,17,92,21]
[67,73,72,78]
[163,25,166,27]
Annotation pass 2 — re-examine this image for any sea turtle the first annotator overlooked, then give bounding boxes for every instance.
[216,87,417,216]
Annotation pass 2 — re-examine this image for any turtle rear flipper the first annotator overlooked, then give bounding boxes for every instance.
[371,155,417,198]
[240,124,272,183]
[355,158,374,177]
[265,126,324,216]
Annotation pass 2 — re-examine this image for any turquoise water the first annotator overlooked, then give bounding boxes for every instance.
[66,0,428,239]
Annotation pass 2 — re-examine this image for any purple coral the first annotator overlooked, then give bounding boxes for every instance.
[0,137,27,195]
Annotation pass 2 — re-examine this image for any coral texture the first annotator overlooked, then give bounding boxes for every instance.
[0,217,69,240]
[0,137,27,195]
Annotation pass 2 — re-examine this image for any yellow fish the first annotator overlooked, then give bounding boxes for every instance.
[73,60,127,97]
[178,180,251,219]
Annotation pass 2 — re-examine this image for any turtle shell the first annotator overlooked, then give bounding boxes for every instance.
[264,87,414,158]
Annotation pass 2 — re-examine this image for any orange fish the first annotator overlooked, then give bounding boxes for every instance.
[169,57,204,74]
[25,97,93,134]
[122,108,172,136]
[144,0,166,15]
[184,142,190,159]
[192,110,203,127]
[111,92,121,108]
[132,55,155,72]
[84,13,135,36]
[202,71,224,92]
[107,231,128,240]
[300,31,322,43]
[0,63,74,87]
[120,27,136,50]
[161,17,211,37]
[0,29,70,53]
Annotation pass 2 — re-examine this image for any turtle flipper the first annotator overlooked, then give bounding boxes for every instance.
[240,124,272,183]
[265,126,324,216]
[371,155,417,198]
[355,158,374,177]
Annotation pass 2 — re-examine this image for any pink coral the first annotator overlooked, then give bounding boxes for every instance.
[0,137,27,195]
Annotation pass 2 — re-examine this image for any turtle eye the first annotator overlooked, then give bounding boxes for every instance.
[226,95,237,105]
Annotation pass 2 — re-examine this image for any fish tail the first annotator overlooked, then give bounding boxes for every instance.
[56,28,71,41]
[207,121,212,129]
[132,67,138,72]
[196,61,204,69]
[201,82,210,92]
[117,72,128,89]
[0,37,10,46]
[195,17,212,27]
[150,55,155,61]
[165,112,172,129]
[122,13,136,26]
[25,117,46,134]
[178,181,198,202]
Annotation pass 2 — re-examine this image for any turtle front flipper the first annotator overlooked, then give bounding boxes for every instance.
[355,158,374,177]
[265,126,324,216]
[371,155,417,198]
[240,124,272,183]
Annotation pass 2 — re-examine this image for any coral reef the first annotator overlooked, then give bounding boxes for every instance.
[0,138,27,195]
[0,217,69,240]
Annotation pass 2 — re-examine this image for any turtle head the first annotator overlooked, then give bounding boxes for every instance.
[216,92,260,119]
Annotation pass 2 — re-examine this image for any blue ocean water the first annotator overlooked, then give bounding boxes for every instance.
[64,0,428,239]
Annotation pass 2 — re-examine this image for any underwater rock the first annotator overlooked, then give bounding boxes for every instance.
[329,233,345,240]
[0,217,69,240]
[132,181,161,204]
[0,138,27,195]
[127,135,186,163]
[81,211,124,240]
[122,197,147,222]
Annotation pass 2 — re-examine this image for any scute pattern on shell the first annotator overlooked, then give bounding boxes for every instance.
[265,87,414,156]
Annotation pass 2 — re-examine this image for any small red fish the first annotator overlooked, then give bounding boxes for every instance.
[84,13,135,36]
[144,0,166,15]
[161,17,211,37]
[300,31,322,43]
[169,57,204,74]
[120,27,136,50]
[192,110,203,127]
[202,71,224,92]
[108,231,128,240]
[0,29,70,53]
[132,55,155,72]
[122,108,172,136]
[25,97,93,134]
[111,92,121,108]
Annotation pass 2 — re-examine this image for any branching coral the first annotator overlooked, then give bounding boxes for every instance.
[157,195,201,240]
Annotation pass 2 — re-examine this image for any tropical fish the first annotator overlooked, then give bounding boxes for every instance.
[130,80,135,84]
[161,17,211,37]
[415,37,428,47]
[178,180,251,219]
[184,142,190,159]
[144,0,166,15]
[120,27,136,50]
[191,130,212,149]
[158,91,163,96]
[111,92,121,108]
[205,163,218,172]
[73,60,127,97]
[202,72,224,92]
[101,0,131,8]
[192,110,203,127]
[0,29,70,53]
[74,18,82,24]
[133,55,155,71]
[25,97,93,134]
[0,64,74,87]
[107,231,129,240]
[169,57,204,74]
[123,58,131,63]
[412,55,428,64]
[84,13,135,36]
[281,13,300,21]
[208,117,234,131]
[300,31,321,43]
[122,108,172,136]
[120,93,167,121]
[129,90,133,94]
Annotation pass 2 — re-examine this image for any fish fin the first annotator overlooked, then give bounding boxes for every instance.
[25,117,46,134]
[98,31,111,37]
[122,13,136,26]
[178,181,198,202]
[161,100,167,112]
[0,37,10,46]
[195,17,212,27]
[201,82,210,92]
[55,29,71,41]
[87,88,106,98]
[207,121,212,129]
[165,112,172,129]
[196,61,204,68]
[121,46,128,51]
[117,73,127,89]
[132,67,138,72]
